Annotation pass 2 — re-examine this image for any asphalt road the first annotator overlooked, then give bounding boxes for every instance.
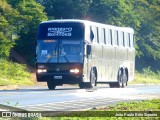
[0,84,160,111]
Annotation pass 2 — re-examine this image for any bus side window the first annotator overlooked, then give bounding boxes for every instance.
[97,27,99,43]
[119,31,123,47]
[109,29,112,45]
[102,28,106,44]
[124,32,127,47]
[125,32,129,47]
[122,32,125,47]
[106,29,112,45]
[130,33,134,48]
[90,26,94,42]
[133,34,135,47]
[124,32,128,47]
[92,26,98,43]
[99,27,104,44]
[115,30,119,46]
[112,30,117,46]
[128,33,131,47]
[111,30,114,46]
[105,29,109,45]
[112,30,115,46]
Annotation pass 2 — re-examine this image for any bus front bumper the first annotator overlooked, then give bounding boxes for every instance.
[36,73,82,84]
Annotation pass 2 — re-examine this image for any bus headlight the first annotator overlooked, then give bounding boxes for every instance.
[70,69,80,74]
[37,69,47,73]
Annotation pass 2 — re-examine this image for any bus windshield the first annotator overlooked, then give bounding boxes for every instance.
[36,40,83,63]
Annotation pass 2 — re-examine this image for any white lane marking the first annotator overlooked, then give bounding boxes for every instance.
[18,97,123,111]
[17,93,160,111]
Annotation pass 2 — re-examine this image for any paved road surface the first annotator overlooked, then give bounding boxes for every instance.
[0,84,160,111]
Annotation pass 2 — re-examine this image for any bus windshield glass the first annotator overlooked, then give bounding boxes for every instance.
[36,40,83,63]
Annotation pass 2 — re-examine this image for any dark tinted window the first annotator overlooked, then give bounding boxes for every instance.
[114,30,119,46]
[130,34,134,47]
[106,29,112,45]
[97,27,99,43]
[102,28,106,44]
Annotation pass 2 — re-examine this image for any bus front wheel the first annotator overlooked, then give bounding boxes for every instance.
[89,67,97,88]
[79,82,86,89]
[79,68,97,89]
[47,81,56,90]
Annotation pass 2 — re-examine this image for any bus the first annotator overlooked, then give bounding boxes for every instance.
[36,19,135,90]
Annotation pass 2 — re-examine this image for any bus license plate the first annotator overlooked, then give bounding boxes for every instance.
[54,76,62,79]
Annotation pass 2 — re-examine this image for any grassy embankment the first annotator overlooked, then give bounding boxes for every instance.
[0,60,160,86]
[22,99,160,120]
[0,59,159,86]
[130,69,160,85]
[0,59,34,86]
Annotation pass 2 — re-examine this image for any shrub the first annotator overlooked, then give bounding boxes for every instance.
[0,59,33,86]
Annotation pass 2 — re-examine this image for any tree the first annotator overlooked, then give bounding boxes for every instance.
[134,0,160,71]
[0,0,18,57]
[39,0,91,19]
[88,0,141,30]
[8,0,48,66]
[2,0,159,72]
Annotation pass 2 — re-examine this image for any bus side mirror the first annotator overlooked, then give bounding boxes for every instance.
[87,45,91,55]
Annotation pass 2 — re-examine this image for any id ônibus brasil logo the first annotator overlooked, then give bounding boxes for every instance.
[47,27,72,37]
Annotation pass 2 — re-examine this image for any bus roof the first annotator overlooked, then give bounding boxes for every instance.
[40,19,134,33]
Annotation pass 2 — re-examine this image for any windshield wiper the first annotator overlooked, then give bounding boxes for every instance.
[61,54,69,63]
[47,44,58,62]
[46,54,57,62]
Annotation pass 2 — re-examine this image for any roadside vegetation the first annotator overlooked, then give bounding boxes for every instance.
[20,99,160,120]
[130,72,160,85]
[0,0,159,87]
[96,99,160,111]
[0,59,34,86]
[0,1,159,120]
[0,0,159,89]
[67,99,160,120]
[0,0,45,87]
[130,67,160,85]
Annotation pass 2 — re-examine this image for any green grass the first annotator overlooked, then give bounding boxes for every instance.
[98,99,160,111]
[20,99,159,120]
[130,71,160,85]
[0,59,34,86]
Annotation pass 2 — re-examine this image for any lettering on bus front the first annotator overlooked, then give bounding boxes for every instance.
[37,23,84,40]
[47,27,72,37]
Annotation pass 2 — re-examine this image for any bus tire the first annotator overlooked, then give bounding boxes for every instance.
[79,82,86,89]
[109,69,124,88]
[118,68,128,88]
[47,81,56,90]
[118,69,124,88]
[123,69,128,87]
[89,67,97,88]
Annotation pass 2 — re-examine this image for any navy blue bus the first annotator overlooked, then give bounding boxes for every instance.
[36,19,135,90]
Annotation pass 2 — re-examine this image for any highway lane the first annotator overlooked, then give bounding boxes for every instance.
[0,84,160,111]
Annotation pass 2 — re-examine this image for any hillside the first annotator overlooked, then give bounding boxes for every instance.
[0,0,159,80]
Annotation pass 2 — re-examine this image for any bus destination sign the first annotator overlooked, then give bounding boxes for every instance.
[48,27,72,37]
